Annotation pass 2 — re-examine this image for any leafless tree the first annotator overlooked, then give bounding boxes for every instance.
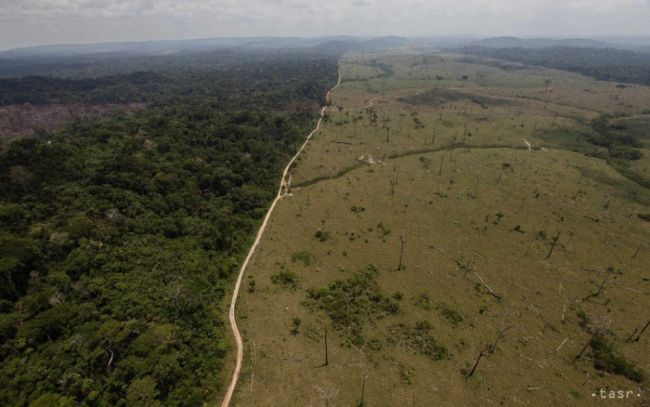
[545,230,561,259]
[585,266,614,300]
[397,235,406,270]
[627,319,650,343]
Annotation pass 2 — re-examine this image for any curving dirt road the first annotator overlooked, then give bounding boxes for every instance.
[219,69,341,407]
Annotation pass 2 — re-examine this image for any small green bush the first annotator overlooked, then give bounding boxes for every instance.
[305,264,398,345]
[271,271,299,289]
[314,230,331,242]
[292,250,315,266]
[414,292,432,310]
[389,322,448,361]
[437,303,464,326]
[376,222,391,236]
[590,334,645,383]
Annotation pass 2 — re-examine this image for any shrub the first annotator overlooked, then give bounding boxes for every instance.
[314,230,331,242]
[271,271,299,289]
[291,250,315,266]
[290,317,301,335]
[437,303,464,326]
[305,264,398,345]
[389,322,448,361]
[376,222,391,236]
[590,333,645,383]
[414,292,432,310]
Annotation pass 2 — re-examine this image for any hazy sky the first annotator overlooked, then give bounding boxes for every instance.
[1,0,649,50]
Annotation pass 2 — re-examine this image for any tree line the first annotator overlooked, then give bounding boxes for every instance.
[0,50,339,406]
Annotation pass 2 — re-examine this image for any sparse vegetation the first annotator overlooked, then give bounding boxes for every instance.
[590,333,645,383]
[236,49,650,406]
[315,229,331,242]
[437,303,464,326]
[388,322,449,361]
[292,250,316,266]
[271,271,300,289]
[304,265,399,345]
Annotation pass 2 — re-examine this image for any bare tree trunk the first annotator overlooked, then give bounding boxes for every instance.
[574,325,600,362]
[627,319,650,343]
[489,327,510,353]
[359,371,366,406]
[545,230,561,259]
[397,236,405,271]
[465,349,487,379]
[472,271,501,300]
[586,267,613,300]
[324,328,329,366]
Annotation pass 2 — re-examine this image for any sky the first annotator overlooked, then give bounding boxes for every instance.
[1,0,649,50]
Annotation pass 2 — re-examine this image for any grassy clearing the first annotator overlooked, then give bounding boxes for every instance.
[233,51,649,406]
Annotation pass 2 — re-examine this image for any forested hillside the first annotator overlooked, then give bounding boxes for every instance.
[0,51,336,105]
[460,46,650,85]
[0,51,338,406]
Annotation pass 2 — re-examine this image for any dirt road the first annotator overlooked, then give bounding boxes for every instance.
[219,69,341,407]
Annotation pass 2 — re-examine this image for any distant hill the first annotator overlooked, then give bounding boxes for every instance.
[460,45,650,85]
[0,38,264,58]
[0,36,373,59]
[0,36,419,66]
[309,40,359,55]
[471,36,612,49]
[360,36,410,50]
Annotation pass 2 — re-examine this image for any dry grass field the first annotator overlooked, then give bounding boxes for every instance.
[230,51,650,406]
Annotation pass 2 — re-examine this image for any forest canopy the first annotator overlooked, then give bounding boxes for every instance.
[459,46,650,86]
[0,49,339,406]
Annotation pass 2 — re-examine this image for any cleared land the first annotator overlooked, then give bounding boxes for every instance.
[231,51,649,406]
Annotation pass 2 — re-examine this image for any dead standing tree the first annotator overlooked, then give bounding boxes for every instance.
[358,370,367,406]
[464,348,487,379]
[545,230,561,259]
[324,327,329,366]
[627,319,650,343]
[465,323,510,379]
[584,266,614,301]
[397,235,406,271]
[574,319,601,363]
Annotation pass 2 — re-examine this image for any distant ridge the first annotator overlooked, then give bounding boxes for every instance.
[470,36,612,49]
[360,36,410,50]
[0,36,413,59]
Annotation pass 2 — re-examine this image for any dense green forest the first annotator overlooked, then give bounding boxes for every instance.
[459,46,650,85]
[0,51,338,406]
[0,51,336,106]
